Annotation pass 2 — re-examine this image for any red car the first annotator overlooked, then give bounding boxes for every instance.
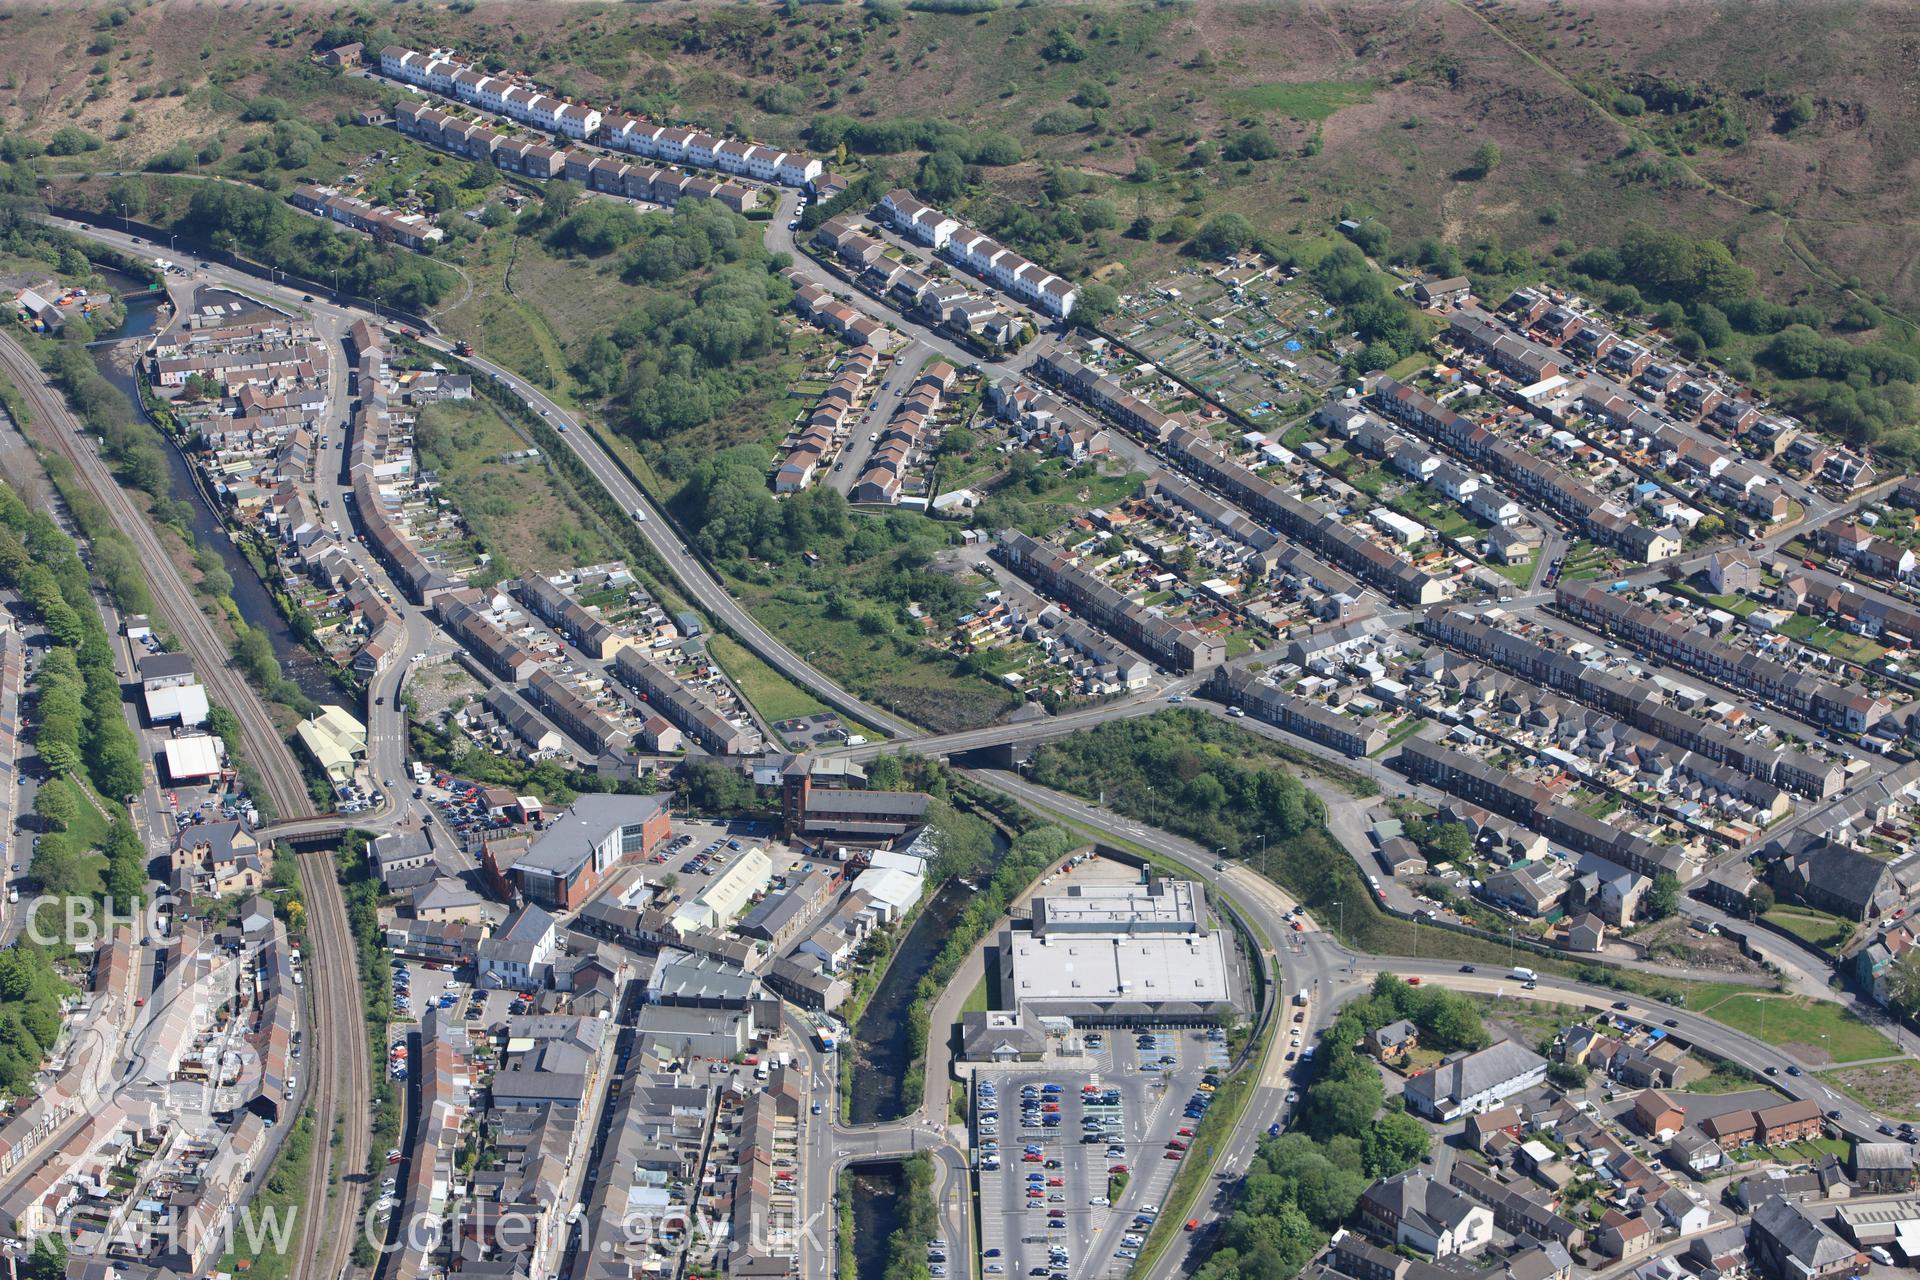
[1177,1127,1194,1137]
[1407,976,1422,986]
[1167,1140,1188,1151]
[1165,1150,1183,1160]
[1047,1177,1064,1187]
[1023,1154,1042,1163]
[1042,1103,1060,1113]
[1026,1189,1044,1198]
[1108,1164,1129,1174]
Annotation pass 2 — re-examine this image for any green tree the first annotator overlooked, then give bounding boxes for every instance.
[1548,1060,1589,1089]
[1362,1109,1431,1176]
[1648,872,1681,920]
[1190,212,1254,259]
[866,755,906,791]
[22,1232,66,1280]
[1782,95,1815,131]
[1303,1072,1383,1142]
[1040,27,1086,63]
[915,150,967,201]
[1074,282,1119,326]
[1424,997,1490,1052]
[33,776,80,833]
[1745,882,1776,918]
[47,126,101,156]
[1224,128,1280,162]
[1888,951,1920,1019]
[1471,141,1502,177]
[683,761,753,813]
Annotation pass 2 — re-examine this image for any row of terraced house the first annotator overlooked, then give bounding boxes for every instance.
[1419,607,1846,799]
[992,529,1227,672]
[874,188,1079,318]
[1394,736,1693,883]
[1371,375,1683,564]
[1131,397,1450,607]
[346,321,464,607]
[377,44,823,186]
[852,359,957,505]
[1554,582,1892,735]
[288,182,444,251]
[393,100,757,212]
[776,347,877,493]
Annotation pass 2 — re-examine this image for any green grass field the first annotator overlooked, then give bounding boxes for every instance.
[1763,905,1856,955]
[1683,987,1895,1064]
[706,632,884,740]
[1819,1060,1920,1122]
[413,398,617,580]
[1224,80,1379,121]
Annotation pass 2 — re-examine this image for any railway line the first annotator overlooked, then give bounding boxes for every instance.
[0,331,369,1280]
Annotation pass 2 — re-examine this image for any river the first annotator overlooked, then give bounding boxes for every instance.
[848,1165,905,1280]
[87,277,337,704]
[847,828,1010,1126]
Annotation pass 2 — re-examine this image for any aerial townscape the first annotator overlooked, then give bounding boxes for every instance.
[3,6,1920,1280]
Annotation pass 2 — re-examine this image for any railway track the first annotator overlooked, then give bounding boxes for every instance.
[0,333,307,813]
[292,842,371,1280]
[0,332,369,1280]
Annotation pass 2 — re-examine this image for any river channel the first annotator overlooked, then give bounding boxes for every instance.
[87,276,336,704]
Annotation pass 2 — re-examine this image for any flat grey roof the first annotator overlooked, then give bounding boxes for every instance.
[1004,928,1233,1007]
[1033,879,1202,935]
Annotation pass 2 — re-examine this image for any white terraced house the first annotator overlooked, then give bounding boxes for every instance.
[878,189,960,249]
[378,46,419,80]
[522,93,558,132]
[942,227,1079,318]
[379,44,819,186]
[652,127,694,164]
[713,139,753,175]
[420,56,458,92]
[555,102,602,140]
[776,153,824,186]
[742,145,781,181]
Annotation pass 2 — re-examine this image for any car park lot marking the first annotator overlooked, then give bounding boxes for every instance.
[971,1028,1227,1278]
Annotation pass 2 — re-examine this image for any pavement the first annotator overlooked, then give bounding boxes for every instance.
[827,341,934,497]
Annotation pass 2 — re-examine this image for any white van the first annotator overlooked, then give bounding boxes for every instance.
[1510,967,1537,982]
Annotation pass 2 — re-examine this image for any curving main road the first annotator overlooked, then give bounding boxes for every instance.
[40,193,1914,1280]
[405,331,924,741]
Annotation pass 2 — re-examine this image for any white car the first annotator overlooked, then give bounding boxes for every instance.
[1089,1196,1110,1207]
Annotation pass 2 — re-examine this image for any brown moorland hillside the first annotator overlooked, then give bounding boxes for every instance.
[1,0,1914,321]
